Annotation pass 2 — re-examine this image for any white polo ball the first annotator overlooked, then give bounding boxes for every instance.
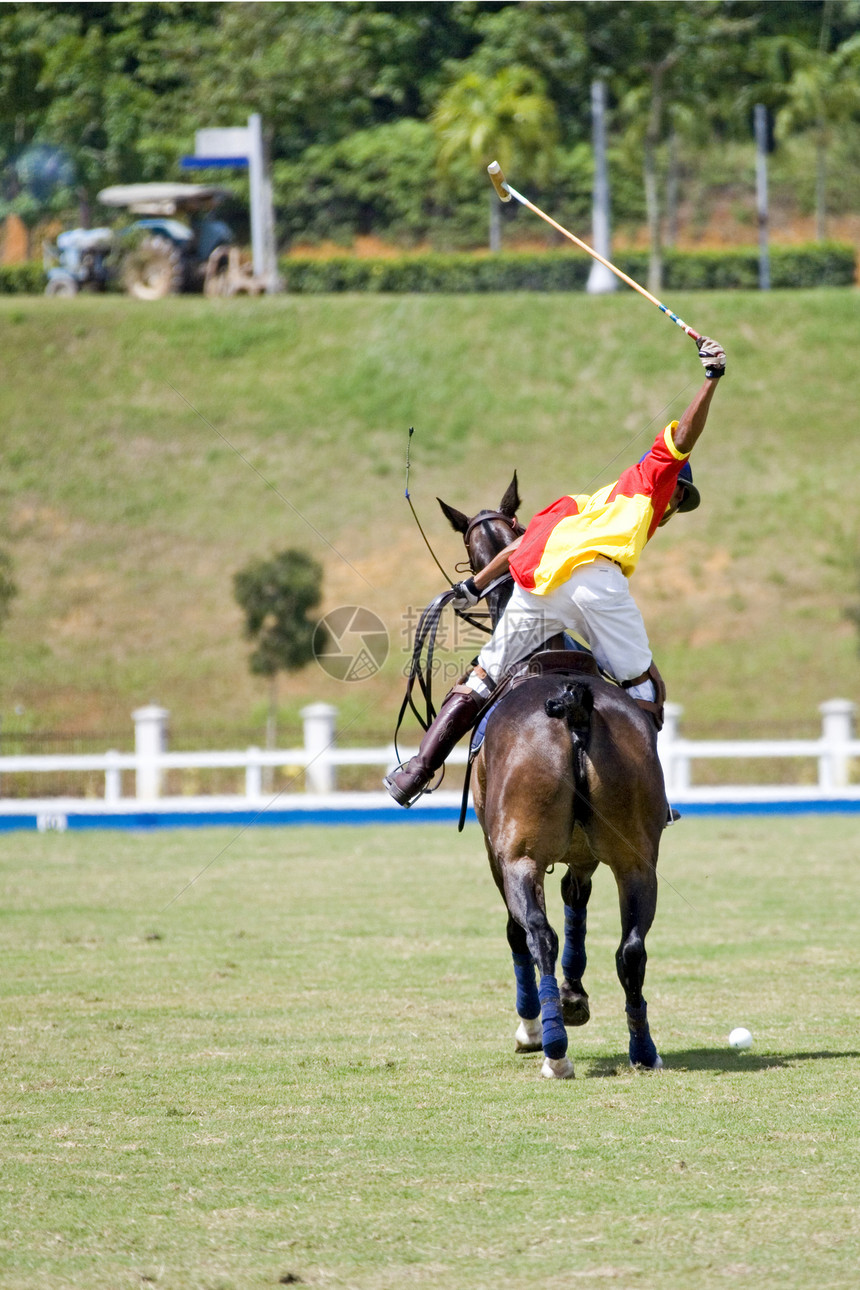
[728,1026,753,1050]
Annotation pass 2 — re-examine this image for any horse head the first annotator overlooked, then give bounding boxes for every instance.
[437,474,523,625]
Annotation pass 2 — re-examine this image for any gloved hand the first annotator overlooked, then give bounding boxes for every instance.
[450,576,481,610]
[697,335,726,379]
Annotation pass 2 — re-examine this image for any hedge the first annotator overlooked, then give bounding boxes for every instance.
[280,243,857,293]
[2,242,855,296]
[0,263,46,294]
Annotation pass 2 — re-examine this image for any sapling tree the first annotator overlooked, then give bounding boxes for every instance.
[0,550,17,629]
[233,549,325,750]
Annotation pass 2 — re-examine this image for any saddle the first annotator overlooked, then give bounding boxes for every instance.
[457,647,664,831]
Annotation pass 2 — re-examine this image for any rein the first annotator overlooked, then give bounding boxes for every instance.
[392,572,515,764]
[392,501,525,764]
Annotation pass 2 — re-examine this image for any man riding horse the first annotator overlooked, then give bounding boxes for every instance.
[385,334,726,807]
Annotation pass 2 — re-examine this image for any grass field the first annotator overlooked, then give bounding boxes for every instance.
[1,290,858,748]
[2,817,858,1289]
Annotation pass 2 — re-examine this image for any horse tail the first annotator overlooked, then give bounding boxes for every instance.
[545,682,593,822]
[544,681,594,734]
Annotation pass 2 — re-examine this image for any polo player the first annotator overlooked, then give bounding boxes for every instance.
[385,335,726,807]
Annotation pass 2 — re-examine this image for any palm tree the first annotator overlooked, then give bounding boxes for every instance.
[432,65,559,250]
[771,32,860,240]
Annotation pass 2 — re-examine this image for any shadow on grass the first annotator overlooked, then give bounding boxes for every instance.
[586,1049,860,1077]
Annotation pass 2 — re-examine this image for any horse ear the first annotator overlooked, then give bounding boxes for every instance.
[437,498,470,534]
[499,471,521,518]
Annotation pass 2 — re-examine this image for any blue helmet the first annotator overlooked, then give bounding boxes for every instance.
[675,460,701,512]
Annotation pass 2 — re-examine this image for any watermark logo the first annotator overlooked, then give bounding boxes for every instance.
[314,606,389,681]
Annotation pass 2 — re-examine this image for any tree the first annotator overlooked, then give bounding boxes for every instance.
[432,64,559,250]
[769,27,860,239]
[233,549,324,749]
[0,551,16,629]
[610,1,757,293]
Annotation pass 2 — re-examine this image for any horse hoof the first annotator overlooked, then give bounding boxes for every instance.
[561,990,591,1027]
[541,1055,575,1080]
[514,1017,543,1052]
[630,1054,663,1072]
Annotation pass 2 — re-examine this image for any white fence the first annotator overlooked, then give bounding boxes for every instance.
[0,698,857,810]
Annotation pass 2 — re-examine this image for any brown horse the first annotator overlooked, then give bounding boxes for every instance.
[439,476,668,1078]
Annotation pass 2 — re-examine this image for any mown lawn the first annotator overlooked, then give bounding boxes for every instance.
[1,816,858,1289]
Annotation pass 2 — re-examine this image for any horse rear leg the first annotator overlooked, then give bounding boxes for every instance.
[559,869,594,1027]
[616,870,662,1070]
[506,915,543,1052]
[503,859,574,1079]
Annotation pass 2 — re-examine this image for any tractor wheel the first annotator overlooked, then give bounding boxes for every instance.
[123,235,184,301]
[203,245,232,298]
[45,273,79,297]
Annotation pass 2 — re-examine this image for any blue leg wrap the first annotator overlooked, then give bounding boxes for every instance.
[561,904,587,982]
[538,975,568,1060]
[626,1001,659,1068]
[511,952,541,1020]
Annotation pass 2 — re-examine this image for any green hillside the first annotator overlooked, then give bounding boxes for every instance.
[1,290,857,749]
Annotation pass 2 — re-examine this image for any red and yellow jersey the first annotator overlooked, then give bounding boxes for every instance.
[509,422,689,594]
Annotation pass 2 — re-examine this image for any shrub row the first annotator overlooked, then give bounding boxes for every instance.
[281,243,857,293]
[2,243,854,296]
[0,263,46,294]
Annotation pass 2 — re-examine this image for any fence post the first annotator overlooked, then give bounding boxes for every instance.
[246,747,263,799]
[658,702,687,797]
[301,703,337,794]
[132,705,169,799]
[818,698,856,790]
[105,750,122,802]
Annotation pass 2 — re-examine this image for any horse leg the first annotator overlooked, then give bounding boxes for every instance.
[506,915,543,1052]
[616,871,662,1070]
[559,869,594,1027]
[503,859,574,1080]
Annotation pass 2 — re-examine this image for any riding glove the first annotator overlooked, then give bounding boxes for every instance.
[450,576,481,610]
[697,336,726,378]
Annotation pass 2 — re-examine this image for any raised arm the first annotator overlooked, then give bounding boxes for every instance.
[672,335,726,455]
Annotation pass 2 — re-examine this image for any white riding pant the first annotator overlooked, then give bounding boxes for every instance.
[473,556,654,699]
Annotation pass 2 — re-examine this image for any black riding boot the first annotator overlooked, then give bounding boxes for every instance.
[384,687,483,807]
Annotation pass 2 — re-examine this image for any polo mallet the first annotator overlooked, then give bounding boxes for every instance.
[487,161,702,343]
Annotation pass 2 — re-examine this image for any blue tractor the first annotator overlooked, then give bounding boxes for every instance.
[43,227,114,296]
[97,183,236,299]
[45,183,261,299]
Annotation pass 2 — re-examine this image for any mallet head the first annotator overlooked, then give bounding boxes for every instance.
[487,161,511,202]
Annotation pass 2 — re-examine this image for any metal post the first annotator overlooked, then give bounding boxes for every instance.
[587,80,617,295]
[301,703,337,794]
[247,113,279,290]
[818,699,856,789]
[754,104,770,291]
[133,705,169,799]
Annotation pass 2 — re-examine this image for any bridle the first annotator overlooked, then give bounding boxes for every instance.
[394,510,524,764]
[462,510,524,559]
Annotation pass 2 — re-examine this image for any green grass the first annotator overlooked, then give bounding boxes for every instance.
[1,817,858,1289]
[0,291,858,746]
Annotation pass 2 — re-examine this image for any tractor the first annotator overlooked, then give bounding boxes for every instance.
[90,182,262,299]
[43,226,114,296]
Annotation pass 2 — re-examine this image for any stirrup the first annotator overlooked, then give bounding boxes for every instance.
[383,762,439,808]
[665,806,681,827]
